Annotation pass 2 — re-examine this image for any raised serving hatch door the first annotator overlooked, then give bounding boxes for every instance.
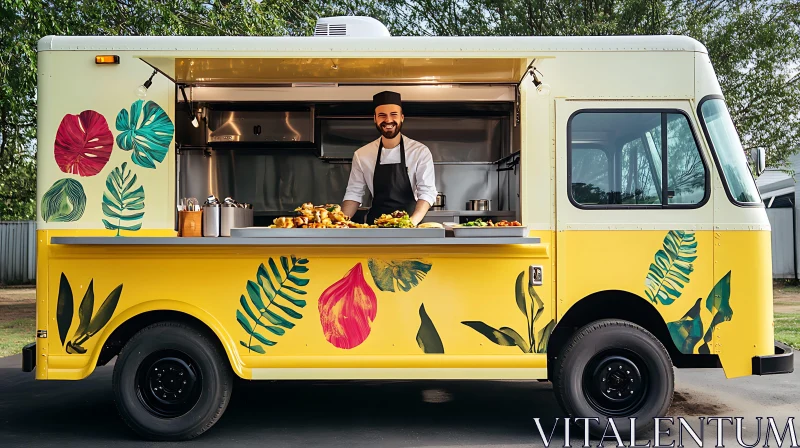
[139,56,532,86]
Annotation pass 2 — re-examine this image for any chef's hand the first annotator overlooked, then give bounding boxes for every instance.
[409,200,431,227]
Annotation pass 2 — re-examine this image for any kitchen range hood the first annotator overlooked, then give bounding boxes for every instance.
[205,107,314,145]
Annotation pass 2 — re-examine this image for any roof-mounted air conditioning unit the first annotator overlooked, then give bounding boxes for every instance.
[313,16,391,37]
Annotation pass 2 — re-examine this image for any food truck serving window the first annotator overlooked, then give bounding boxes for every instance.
[568,110,708,209]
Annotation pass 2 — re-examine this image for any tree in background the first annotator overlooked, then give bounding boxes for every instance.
[1,0,798,220]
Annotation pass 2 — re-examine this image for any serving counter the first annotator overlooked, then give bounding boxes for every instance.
[49,236,540,246]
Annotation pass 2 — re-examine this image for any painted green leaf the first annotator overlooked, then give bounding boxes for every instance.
[66,341,87,354]
[461,321,518,347]
[498,327,528,353]
[75,280,94,338]
[115,100,174,169]
[644,230,697,305]
[237,256,310,354]
[667,297,704,354]
[416,304,444,354]
[102,162,145,236]
[56,273,73,346]
[239,295,285,335]
[84,284,123,337]
[699,271,733,354]
[536,320,555,353]
[240,340,265,354]
[367,259,433,292]
[42,178,86,222]
[514,272,527,318]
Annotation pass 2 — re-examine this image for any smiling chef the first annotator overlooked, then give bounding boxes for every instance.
[341,91,437,226]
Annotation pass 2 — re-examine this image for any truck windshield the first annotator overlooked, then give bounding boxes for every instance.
[699,98,760,204]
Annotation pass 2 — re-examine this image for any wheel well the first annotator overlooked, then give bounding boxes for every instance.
[546,290,720,379]
[97,310,225,367]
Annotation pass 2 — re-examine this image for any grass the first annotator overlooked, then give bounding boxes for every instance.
[0,318,35,358]
[775,313,800,350]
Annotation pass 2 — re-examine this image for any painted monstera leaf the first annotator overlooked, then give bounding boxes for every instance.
[41,178,86,222]
[645,230,697,305]
[367,259,432,292]
[698,271,733,354]
[115,100,174,169]
[102,162,145,236]
[54,110,113,177]
[667,297,704,354]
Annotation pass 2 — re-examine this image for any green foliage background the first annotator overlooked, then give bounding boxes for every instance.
[1,0,798,220]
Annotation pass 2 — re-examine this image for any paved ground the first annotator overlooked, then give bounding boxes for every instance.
[0,352,797,448]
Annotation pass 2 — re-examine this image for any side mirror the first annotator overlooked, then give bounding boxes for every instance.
[750,148,766,177]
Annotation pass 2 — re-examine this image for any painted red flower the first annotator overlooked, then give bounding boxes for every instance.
[54,110,113,177]
[318,263,377,349]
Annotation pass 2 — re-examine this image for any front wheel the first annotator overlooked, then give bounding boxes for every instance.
[553,319,674,438]
[112,321,233,441]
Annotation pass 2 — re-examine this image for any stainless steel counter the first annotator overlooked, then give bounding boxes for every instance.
[50,236,540,246]
[426,210,517,217]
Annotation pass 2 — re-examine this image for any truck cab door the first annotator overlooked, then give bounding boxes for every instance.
[554,99,715,355]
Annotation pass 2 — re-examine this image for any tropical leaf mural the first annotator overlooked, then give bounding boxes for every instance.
[319,263,377,349]
[667,298,704,354]
[462,270,554,354]
[54,110,113,177]
[102,162,145,236]
[698,271,733,354]
[41,178,86,222]
[667,271,734,354]
[55,273,124,354]
[115,99,174,169]
[416,304,444,354]
[237,256,310,354]
[644,230,698,305]
[367,259,432,292]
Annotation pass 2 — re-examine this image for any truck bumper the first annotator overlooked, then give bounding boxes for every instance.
[752,341,794,375]
[22,342,36,372]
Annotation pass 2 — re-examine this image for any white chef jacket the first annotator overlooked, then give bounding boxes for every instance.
[343,135,437,207]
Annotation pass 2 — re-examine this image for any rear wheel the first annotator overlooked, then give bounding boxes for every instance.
[553,319,673,438]
[112,321,232,441]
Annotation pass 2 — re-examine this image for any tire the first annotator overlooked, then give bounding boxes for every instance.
[112,321,233,441]
[552,319,673,438]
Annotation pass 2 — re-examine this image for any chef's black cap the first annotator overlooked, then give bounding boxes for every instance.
[373,91,402,109]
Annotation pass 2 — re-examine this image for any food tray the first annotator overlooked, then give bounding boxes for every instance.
[451,225,528,238]
[229,227,445,238]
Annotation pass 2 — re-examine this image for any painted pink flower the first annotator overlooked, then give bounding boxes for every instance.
[54,110,113,177]
[318,263,377,349]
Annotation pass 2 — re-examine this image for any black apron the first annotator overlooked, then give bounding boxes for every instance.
[365,137,417,224]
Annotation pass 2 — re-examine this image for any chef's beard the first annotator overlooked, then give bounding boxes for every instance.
[376,120,402,139]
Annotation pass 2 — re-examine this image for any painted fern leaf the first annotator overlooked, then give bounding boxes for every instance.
[102,162,145,236]
[644,230,697,305]
[237,256,309,354]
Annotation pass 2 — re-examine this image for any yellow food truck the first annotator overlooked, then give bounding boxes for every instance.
[24,16,793,441]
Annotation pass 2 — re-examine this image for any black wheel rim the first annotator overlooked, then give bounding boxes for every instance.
[582,349,649,417]
[135,349,203,418]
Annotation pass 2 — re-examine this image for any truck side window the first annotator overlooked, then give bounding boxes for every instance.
[569,110,707,208]
[571,147,610,205]
[666,114,705,204]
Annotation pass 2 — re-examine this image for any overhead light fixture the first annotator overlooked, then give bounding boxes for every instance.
[179,85,200,128]
[529,68,551,96]
[135,70,158,98]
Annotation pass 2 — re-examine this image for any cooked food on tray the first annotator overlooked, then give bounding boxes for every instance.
[374,210,415,228]
[270,203,374,228]
[459,218,522,227]
[417,222,444,228]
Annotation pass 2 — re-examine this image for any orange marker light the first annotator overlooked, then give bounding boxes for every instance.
[95,55,120,64]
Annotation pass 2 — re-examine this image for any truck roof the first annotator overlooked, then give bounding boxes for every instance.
[37,35,708,55]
